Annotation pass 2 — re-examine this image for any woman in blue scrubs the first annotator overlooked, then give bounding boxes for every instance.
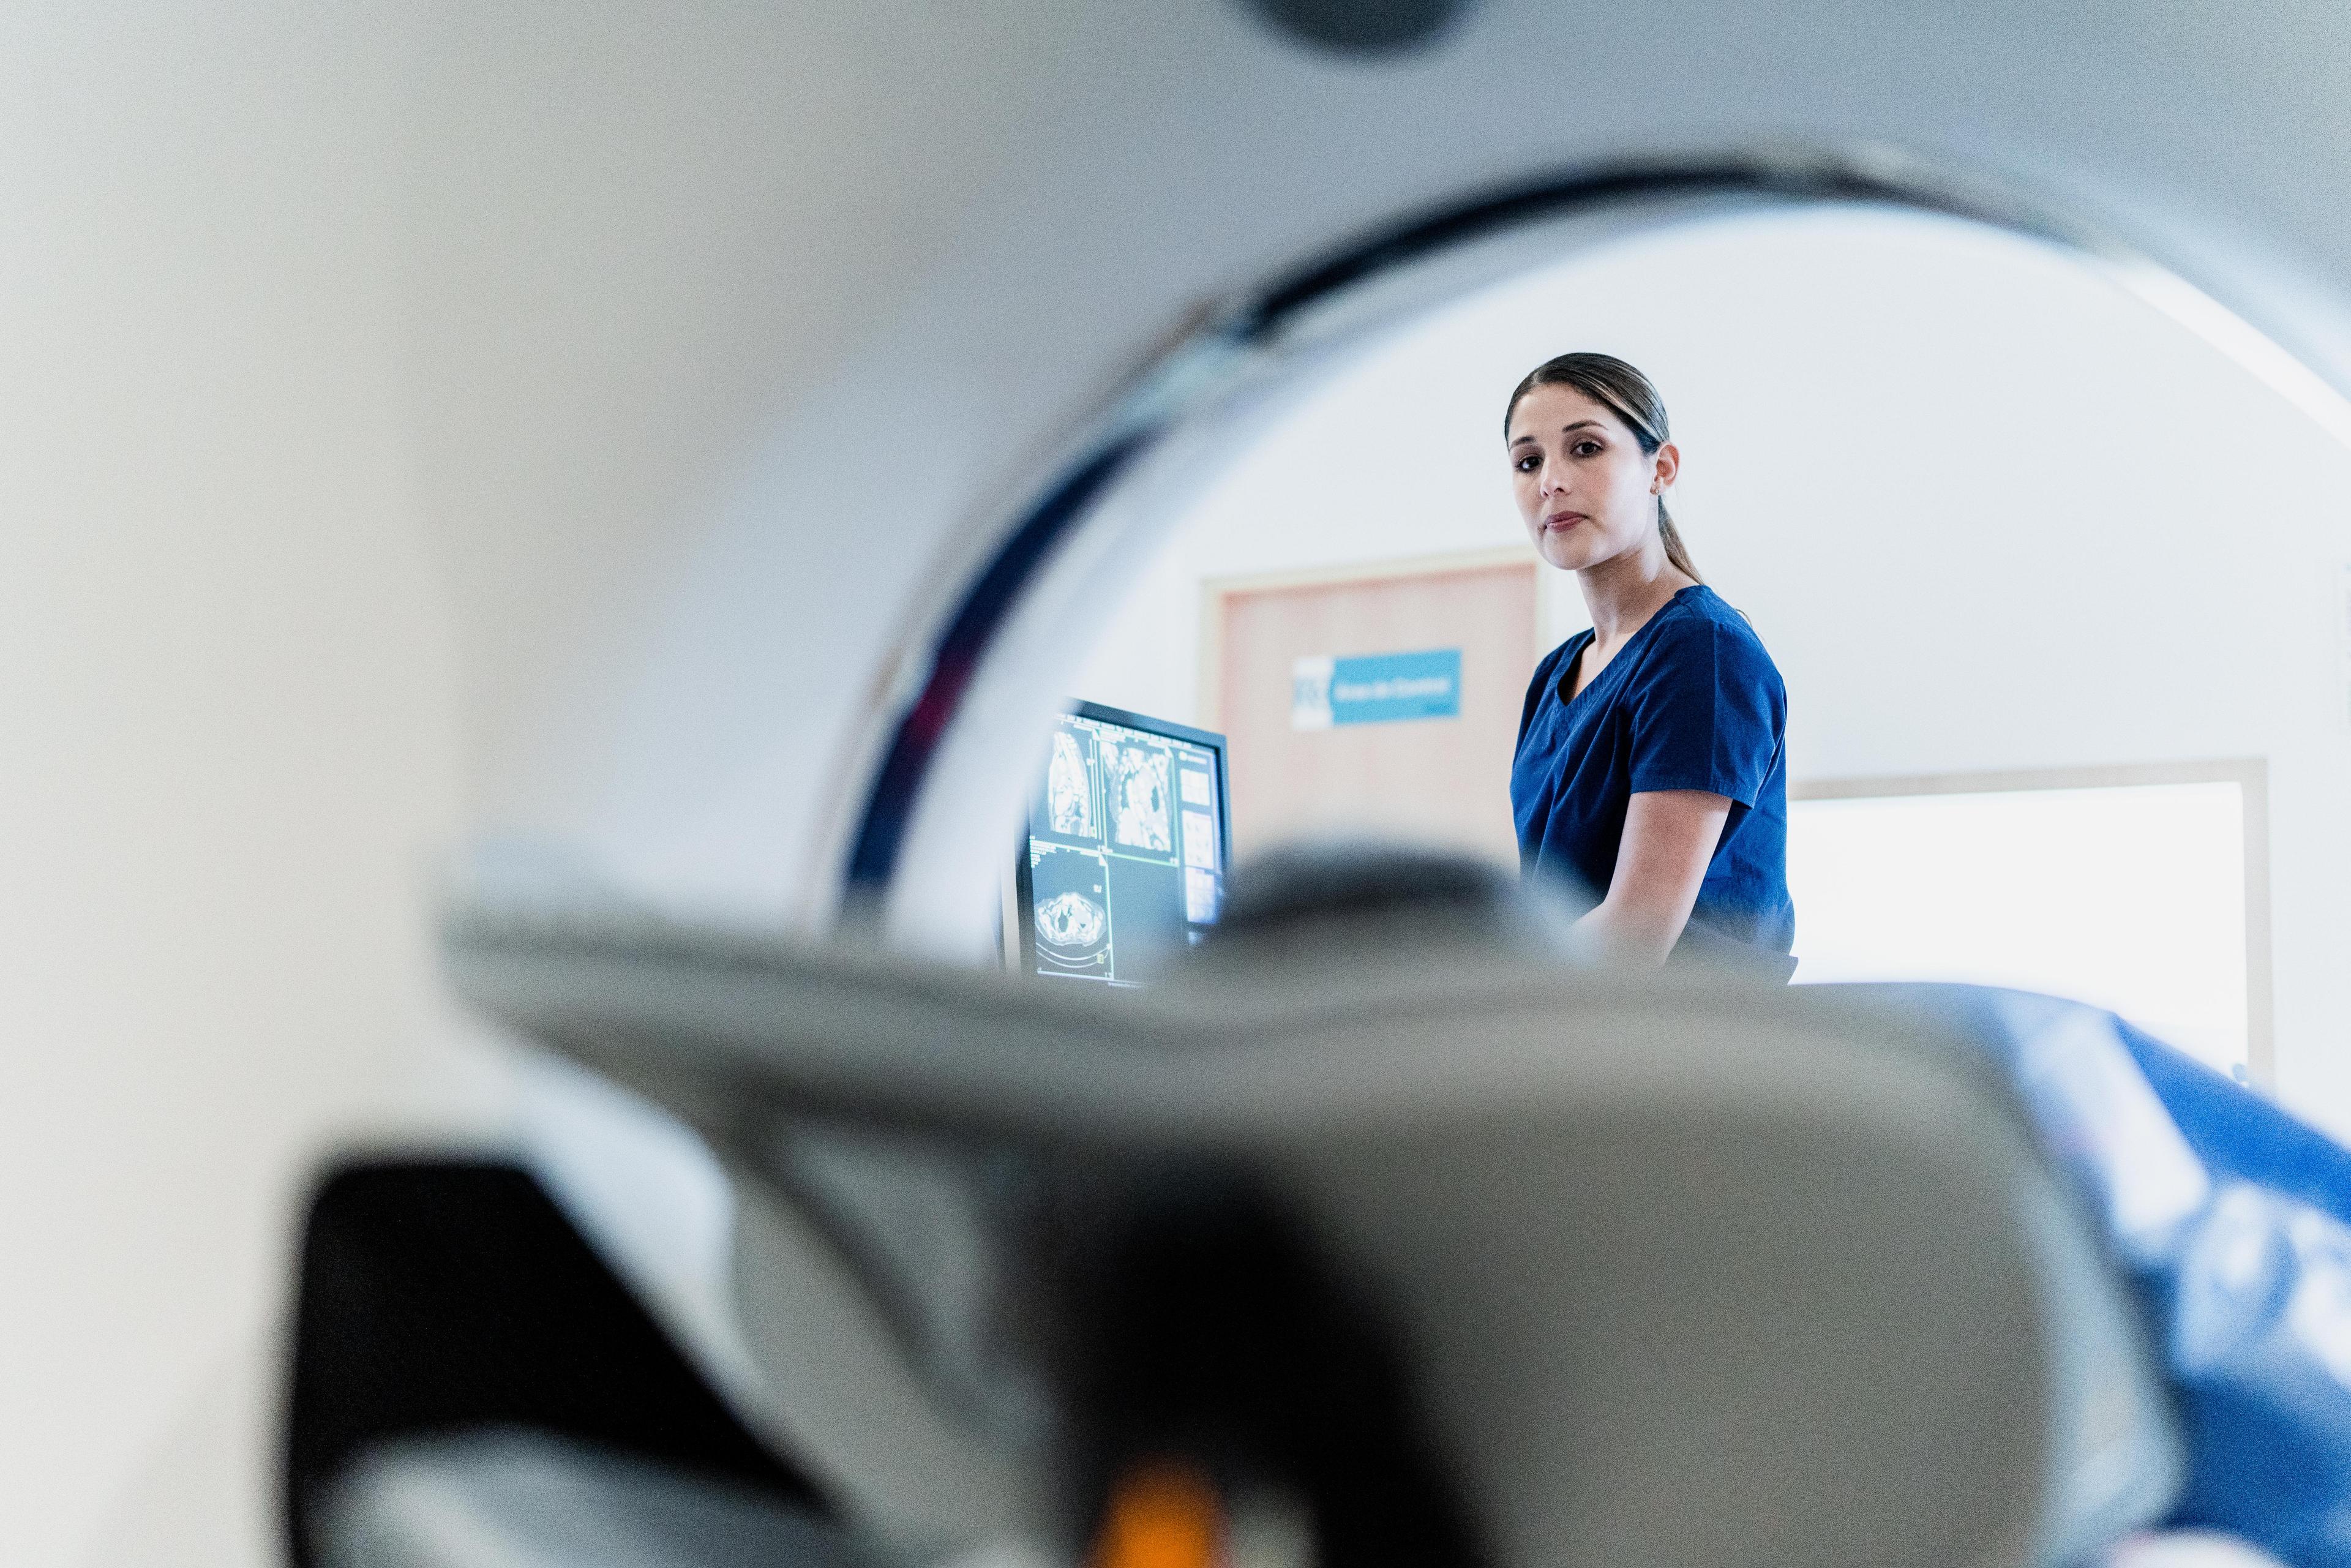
[1506,353,1794,973]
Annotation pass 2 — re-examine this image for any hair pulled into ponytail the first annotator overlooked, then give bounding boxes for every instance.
[1504,351,1701,583]
[1656,503,1698,584]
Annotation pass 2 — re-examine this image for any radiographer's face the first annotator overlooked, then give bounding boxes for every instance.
[1507,385,1668,574]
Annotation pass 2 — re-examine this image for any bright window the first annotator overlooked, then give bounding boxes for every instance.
[1786,775,2258,1080]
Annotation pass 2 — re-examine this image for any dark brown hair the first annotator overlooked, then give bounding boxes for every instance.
[1504,352,1700,583]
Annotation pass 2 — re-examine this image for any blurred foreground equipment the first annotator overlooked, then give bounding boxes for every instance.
[289,844,2218,1568]
[283,849,2351,1568]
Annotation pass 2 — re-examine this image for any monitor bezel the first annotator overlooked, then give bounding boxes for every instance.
[1011,699,1233,983]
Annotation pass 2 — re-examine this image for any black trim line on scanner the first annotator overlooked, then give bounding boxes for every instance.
[839,151,2088,902]
[843,431,1157,893]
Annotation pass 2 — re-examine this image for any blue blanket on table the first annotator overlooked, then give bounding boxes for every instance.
[1968,989,2351,1567]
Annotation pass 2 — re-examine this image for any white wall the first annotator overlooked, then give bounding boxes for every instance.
[0,8,492,1565]
[1074,207,2351,1136]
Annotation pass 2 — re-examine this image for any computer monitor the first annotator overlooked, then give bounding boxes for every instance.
[1013,700,1232,986]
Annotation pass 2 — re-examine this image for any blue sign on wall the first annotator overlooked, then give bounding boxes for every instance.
[1292,648,1462,729]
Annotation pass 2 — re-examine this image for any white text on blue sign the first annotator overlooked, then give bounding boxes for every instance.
[1291,648,1463,729]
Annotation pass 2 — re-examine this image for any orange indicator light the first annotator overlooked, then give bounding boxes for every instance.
[1090,1463,1225,1568]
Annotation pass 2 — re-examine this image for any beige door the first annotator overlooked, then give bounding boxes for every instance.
[1207,553,1542,865]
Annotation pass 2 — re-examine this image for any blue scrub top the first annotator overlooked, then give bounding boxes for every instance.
[1511,584,1794,958]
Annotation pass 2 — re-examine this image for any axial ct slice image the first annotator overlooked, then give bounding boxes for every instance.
[1029,846,1114,974]
[1036,891,1108,953]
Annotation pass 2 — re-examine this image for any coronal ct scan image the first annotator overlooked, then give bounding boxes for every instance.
[1028,845,1112,977]
[1044,727,1098,841]
[1105,741,1172,855]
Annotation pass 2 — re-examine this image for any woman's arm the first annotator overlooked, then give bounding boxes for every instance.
[1578,789,1733,964]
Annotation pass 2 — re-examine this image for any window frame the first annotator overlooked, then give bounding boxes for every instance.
[1790,759,2273,1085]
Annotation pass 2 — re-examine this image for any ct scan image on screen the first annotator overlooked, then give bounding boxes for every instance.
[1017,701,1229,986]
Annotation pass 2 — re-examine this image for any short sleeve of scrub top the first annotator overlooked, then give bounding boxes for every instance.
[1511,585,1794,959]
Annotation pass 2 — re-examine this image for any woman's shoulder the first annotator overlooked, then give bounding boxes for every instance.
[1643,587,1782,678]
[1660,585,1769,645]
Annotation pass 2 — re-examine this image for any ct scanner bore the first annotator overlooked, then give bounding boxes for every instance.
[835,146,2351,953]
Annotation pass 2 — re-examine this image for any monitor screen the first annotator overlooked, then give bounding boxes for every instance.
[1016,701,1231,986]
